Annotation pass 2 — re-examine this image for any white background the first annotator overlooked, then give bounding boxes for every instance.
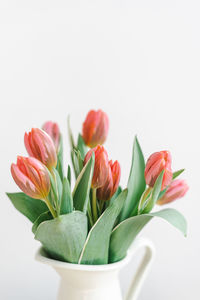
[0,0,199,299]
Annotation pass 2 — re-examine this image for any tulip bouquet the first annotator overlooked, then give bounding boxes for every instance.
[7,110,188,265]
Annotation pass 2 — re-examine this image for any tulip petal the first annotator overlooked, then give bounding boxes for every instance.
[25,128,57,170]
[24,132,34,157]
[11,163,41,199]
[82,110,109,148]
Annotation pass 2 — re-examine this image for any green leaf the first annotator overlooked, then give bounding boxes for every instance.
[32,211,52,234]
[60,177,73,214]
[35,211,88,263]
[67,115,76,150]
[173,169,185,180]
[56,135,64,181]
[137,187,152,214]
[140,170,164,214]
[71,149,84,179]
[49,168,63,214]
[67,165,71,187]
[77,134,88,160]
[79,189,128,265]
[119,136,146,221]
[109,186,122,207]
[109,208,187,263]
[54,168,63,205]
[6,192,48,223]
[158,188,167,200]
[73,154,94,213]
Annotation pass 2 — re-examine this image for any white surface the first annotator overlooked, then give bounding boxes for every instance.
[0,0,199,299]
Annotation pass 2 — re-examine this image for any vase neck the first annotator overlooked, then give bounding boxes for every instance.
[55,268,123,300]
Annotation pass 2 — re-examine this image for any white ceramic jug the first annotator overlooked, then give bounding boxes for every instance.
[36,237,155,300]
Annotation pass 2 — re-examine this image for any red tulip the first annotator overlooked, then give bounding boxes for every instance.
[24,128,57,170]
[97,160,121,201]
[82,109,109,148]
[84,145,109,189]
[144,151,172,191]
[157,179,189,205]
[11,156,50,199]
[42,121,60,152]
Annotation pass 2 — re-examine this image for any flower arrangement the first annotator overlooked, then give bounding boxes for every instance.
[7,109,188,265]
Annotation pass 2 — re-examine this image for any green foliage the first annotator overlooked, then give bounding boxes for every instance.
[79,189,128,265]
[173,169,185,180]
[139,171,164,214]
[67,165,71,187]
[67,115,76,150]
[60,177,73,215]
[48,168,63,214]
[109,208,187,263]
[77,134,88,160]
[35,212,88,263]
[71,149,83,179]
[56,135,64,181]
[119,136,146,221]
[73,154,94,213]
[109,186,122,207]
[32,211,52,234]
[7,192,48,223]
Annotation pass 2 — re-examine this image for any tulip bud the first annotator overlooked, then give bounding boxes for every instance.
[157,179,189,205]
[82,109,109,148]
[97,160,121,201]
[11,156,50,199]
[144,150,173,191]
[84,145,109,189]
[42,121,60,153]
[24,128,57,170]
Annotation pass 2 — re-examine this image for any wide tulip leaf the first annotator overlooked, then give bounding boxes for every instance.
[60,177,73,215]
[77,134,88,160]
[109,208,187,263]
[109,186,122,207]
[32,211,52,234]
[73,154,94,213]
[6,192,48,223]
[119,136,146,221]
[79,189,128,265]
[35,211,88,263]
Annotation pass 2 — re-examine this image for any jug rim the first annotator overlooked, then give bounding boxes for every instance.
[35,246,132,272]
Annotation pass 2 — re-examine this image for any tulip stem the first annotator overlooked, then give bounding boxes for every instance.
[45,197,57,218]
[92,188,98,223]
[51,168,60,214]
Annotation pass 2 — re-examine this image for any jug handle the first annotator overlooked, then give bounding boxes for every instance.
[125,238,156,300]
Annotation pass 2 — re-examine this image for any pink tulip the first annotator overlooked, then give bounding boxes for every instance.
[82,109,109,148]
[97,160,121,201]
[24,128,57,170]
[84,145,109,189]
[145,151,172,191]
[157,179,189,205]
[11,156,50,199]
[42,121,60,152]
